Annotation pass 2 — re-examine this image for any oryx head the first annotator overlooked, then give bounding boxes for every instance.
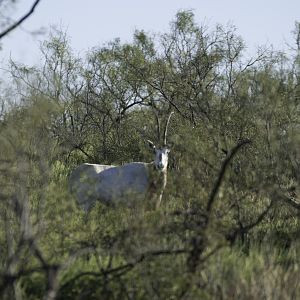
[148,141,170,171]
[147,111,173,172]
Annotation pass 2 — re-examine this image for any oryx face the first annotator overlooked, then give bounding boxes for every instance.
[154,147,170,171]
[148,140,170,171]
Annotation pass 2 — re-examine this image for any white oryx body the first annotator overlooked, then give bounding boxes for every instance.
[69,154,168,211]
[69,112,173,211]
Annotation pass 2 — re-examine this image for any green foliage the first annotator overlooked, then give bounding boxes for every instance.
[1,11,300,299]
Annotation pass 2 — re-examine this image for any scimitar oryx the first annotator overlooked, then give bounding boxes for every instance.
[69,112,173,211]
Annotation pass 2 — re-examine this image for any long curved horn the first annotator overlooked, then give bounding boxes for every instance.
[163,111,174,146]
[153,110,161,143]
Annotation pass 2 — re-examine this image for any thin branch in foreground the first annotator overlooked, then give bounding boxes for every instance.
[277,193,300,211]
[0,0,42,40]
[58,248,188,293]
[206,139,251,214]
[226,199,274,244]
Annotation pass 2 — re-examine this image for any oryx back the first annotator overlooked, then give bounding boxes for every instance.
[95,162,149,203]
[69,162,149,211]
[69,163,114,211]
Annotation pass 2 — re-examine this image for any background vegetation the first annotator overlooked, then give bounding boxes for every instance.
[1,8,300,299]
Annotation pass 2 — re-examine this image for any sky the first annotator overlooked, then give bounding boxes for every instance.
[0,0,299,71]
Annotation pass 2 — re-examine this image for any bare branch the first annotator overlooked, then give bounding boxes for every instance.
[226,199,274,244]
[276,192,300,211]
[206,139,251,214]
[0,0,42,40]
[58,248,187,293]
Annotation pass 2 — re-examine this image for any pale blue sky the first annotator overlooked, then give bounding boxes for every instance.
[0,0,299,70]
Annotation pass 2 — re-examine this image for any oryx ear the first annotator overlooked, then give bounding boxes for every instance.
[147,140,156,151]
